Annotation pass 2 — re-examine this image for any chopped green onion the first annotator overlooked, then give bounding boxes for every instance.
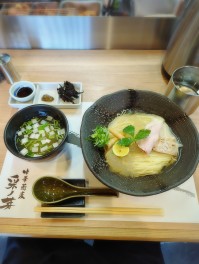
[16,116,66,157]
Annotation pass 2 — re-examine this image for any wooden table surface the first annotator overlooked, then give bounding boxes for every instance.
[0,49,199,241]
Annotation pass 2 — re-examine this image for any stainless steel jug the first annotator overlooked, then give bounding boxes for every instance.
[162,0,199,77]
[0,54,21,84]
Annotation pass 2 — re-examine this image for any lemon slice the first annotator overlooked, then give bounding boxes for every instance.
[112,142,129,157]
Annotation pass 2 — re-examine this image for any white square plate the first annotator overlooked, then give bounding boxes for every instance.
[8,82,83,109]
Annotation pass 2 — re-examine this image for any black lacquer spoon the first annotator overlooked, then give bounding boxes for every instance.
[32,176,119,204]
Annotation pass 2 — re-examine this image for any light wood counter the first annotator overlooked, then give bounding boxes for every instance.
[0,49,199,241]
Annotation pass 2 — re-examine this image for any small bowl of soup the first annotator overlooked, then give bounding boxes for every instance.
[4,104,69,161]
[80,89,199,196]
[9,81,36,102]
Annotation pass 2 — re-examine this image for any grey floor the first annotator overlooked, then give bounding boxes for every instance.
[1,236,199,264]
[161,242,199,264]
[0,237,7,264]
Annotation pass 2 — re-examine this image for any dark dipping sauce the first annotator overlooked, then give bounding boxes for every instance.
[15,87,33,98]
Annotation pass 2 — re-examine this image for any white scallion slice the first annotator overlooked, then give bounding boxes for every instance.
[53,142,59,148]
[39,130,45,137]
[20,148,28,156]
[41,146,48,152]
[26,125,32,130]
[49,131,55,136]
[31,119,37,124]
[58,128,65,135]
[17,131,23,136]
[34,134,40,139]
[41,139,46,145]
[32,147,39,153]
[21,138,28,145]
[45,126,50,133]
[33,123,39,129]
[41,120,47,125]
[29,133,36,139]
[46,116,53,121]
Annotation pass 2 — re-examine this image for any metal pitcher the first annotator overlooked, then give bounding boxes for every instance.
[0,54,21,84]
[162,0,199,77]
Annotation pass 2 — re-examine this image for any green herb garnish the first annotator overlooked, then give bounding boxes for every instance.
[123,125,135,137]
[134,129,151,141]
[89,126,110,148]
[118,125,150,147]
[117,137,133,147]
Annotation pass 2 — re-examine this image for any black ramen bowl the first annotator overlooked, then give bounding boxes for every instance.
[4,104,69,161]
[80,89,199,196]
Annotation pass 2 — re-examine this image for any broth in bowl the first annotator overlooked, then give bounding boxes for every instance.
[80,89,199,196]
[16,115,66,158]
[105,112,181,178]
[4,104,68,161]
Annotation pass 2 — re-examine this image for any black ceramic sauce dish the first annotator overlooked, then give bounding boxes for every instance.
[4,104,69,161]
[80,89,199,196]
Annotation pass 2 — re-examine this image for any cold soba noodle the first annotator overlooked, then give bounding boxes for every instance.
[105,113,181,177]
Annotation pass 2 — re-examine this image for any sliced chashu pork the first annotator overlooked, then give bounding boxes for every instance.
[153,123,181,156]
[137,118,181,156]
[137,118,164,154]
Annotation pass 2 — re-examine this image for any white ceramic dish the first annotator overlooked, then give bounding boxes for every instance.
[8,82,83,109]
[9,81,36,102]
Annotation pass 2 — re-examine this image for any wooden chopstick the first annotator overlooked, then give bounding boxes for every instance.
[34,206,164,216]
